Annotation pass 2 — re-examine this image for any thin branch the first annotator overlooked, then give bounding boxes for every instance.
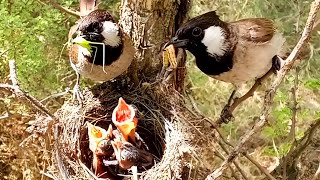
[206,1,320,179]
[0,49,9,58]
[0,60,55,120]
[9,60,18,86]
[312,161,320,180]
[214,150,241,180]
[40,88,70,103]
[0,99,11,120]
[244,153,277,180]
[217,141,249,180]
[0,112,10,120]
[269,119,320,179]
[38,0,81,17]
[288,67,300,142]
[286,119,320,163]
[215,128,276,180]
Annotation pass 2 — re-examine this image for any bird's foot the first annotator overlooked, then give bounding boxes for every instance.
[220,105,234,123]
[72,84,84,105]
[272,55,282,74]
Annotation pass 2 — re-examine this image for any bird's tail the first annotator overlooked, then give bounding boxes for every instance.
[80,0,98,16]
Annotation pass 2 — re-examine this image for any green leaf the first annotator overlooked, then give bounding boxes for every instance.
[304,79,320,90]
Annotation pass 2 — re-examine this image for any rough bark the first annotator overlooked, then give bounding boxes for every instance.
[119,0,190,82]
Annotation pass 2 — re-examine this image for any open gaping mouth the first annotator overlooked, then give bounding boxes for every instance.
[112,98,138,143]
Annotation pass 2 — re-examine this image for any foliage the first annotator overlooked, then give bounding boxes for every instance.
[0,0,74,98]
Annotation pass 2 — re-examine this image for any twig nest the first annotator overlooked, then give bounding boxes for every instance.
[53,81,200,179]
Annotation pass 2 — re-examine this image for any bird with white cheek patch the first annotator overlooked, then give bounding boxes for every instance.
[68,9,134,103]
[164,11,286,122]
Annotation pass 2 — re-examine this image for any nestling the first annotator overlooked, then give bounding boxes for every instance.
[87,122,115,178]
[112,97,149,150]
[110,138,154,170]
[68,9,134,103]
[164,11,285,121]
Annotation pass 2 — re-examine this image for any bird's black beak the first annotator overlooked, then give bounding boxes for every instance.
[164,36,189,49]
[71,31,103,43]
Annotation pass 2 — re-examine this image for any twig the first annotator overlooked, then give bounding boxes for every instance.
[40,171,59,180]
[244,153,277,180]
[214,150,241,180]
[40,88,70,103]
[0,60,55,119]
[38,0,81,17]
[54,124,69,180]
[0,112,10,120]
[270,119,320,179]
[286,119,320,163]
[312,161,320,180]
[0,99,11,120]
[217,141,249,180]
[0,49,9,58]
[206,1,320,179]
[288,67,299,142]
[131,166,138,180]
[9,60,18,86]
[215,128,276,180]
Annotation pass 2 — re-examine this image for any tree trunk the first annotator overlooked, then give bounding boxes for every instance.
[119,0,190,82]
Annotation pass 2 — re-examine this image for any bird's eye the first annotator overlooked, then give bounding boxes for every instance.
[72,31,79,39]
[121,154,126,160]
[192,27,202,37]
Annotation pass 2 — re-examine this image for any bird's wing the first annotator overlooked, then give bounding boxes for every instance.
[230,18,275,44]
[69,45,80,64]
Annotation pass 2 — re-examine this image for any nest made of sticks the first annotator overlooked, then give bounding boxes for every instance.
[50,80,209,180]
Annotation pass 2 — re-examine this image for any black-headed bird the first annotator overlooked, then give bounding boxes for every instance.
[164,11,285,121]
[68,10,134,103]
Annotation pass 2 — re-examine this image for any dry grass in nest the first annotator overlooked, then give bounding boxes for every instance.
[48,80,208,179]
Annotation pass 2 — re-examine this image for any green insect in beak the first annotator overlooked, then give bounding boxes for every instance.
[72,36,93,53]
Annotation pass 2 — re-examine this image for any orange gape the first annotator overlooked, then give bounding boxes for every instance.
[116,99,131,122]
[112,97,138,143]
[91,126,103,138]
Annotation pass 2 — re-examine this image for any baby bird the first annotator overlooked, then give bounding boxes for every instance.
[110,138,154,170]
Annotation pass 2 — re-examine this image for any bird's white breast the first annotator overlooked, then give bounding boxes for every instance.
[211,33,285,86]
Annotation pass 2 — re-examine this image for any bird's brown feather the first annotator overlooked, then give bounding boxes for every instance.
[230,18,275,44]
[69,45,80,65]
[78,10,116,32]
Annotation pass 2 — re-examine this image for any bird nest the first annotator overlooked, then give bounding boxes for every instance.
[49,80,208,180]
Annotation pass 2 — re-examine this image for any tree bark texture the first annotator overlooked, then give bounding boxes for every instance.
[119,0,190,81]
